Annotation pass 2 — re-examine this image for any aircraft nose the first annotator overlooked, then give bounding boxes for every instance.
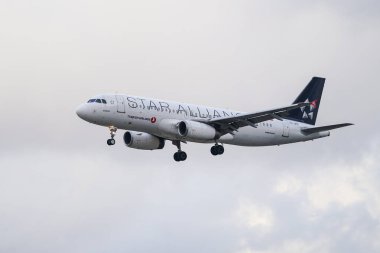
[76,104,87,120]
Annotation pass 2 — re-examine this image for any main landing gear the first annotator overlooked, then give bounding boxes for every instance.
[172,140,187,162]
[171,141,224,161]
[107,126,117,146]
[211,144,224,156]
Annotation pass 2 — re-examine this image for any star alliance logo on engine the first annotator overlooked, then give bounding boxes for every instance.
[300,99,318,120]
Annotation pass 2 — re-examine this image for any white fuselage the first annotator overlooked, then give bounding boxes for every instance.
[76,94,330,146]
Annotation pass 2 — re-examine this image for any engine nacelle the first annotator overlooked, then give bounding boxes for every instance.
[123,131,165,150]
[178,120,217,141]
[158,119,182,138]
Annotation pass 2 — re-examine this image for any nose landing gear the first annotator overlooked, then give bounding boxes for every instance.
[107,126,117,146]
[107,139,115,145]
[172,140,187,162]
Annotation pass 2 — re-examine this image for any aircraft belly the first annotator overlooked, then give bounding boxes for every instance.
[221,126,280,146]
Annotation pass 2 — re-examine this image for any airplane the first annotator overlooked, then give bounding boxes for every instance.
[76,77,352,162]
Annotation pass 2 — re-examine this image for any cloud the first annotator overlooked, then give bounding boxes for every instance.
[232,142,380,253]
[272,142,380,218]
[1,144,380,253]
[306,146,380,218]
[274,176,303,195]
[0,0,379,253]
[235,199,275,233]
[306,166,365,211]
[236,237,330,253]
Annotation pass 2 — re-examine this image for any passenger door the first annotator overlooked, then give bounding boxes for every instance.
[115,95,125,113]
[282,122,290,137]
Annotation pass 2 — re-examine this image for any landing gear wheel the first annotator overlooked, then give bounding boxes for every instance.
[174,152,181,162]
[216,145,224,155]
[107,139,115,146]
[172,140,187,162]
[211,144,224,156]
[174,151,187,162]
[179,151,187,161]
[211,146,219,156]
[107,126,117,146]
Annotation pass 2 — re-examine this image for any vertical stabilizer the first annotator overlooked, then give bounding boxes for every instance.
[287,77,325,125]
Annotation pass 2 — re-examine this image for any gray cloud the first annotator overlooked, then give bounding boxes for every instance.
[0,0,379,252]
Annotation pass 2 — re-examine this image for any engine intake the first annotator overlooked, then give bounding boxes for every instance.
[123,131,165,150]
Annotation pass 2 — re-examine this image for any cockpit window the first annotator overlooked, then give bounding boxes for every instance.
[88,98,106,104]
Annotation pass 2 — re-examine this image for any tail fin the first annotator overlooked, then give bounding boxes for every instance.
[287,77,325,125]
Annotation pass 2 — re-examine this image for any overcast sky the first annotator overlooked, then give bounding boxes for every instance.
[0,1,379,252]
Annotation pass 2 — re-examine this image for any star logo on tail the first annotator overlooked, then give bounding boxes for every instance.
[310,99,318,110]
[301,99,318,120]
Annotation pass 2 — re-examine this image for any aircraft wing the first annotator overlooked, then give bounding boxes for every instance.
[201,102,309,134]
[301,123,353,135]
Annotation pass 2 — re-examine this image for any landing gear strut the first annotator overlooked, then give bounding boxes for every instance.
[107,126,117,146]
[172,140,187,162]
[211,144,224,156]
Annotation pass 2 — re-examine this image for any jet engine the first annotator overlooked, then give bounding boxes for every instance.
[123,131,165,150]
[158,119,182,138]
[178,120,217,141]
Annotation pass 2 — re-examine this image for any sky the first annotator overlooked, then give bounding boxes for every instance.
[0,0,379,252]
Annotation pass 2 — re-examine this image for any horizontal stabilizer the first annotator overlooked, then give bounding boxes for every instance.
[301,123,353,135]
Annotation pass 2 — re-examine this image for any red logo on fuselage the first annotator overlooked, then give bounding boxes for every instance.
[151,117,157,123]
